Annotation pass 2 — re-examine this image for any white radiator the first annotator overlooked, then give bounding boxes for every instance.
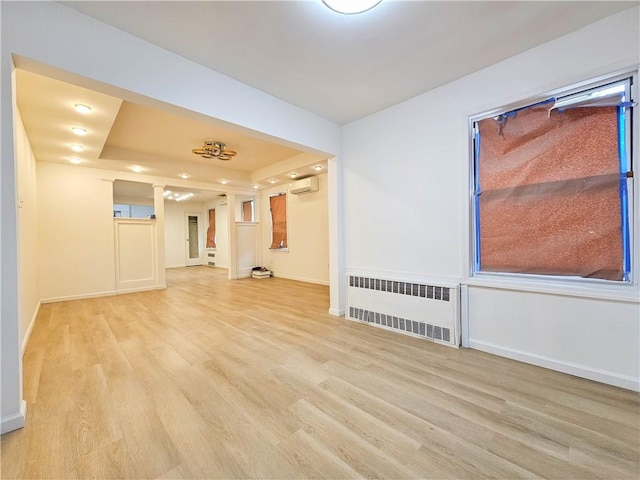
[346,273,460,348]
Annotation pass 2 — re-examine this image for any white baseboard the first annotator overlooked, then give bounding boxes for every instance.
[42,290,117,303]
[114,285,167,295]
[328,308,345,317]
[272,273,330,286]
[41,285,166,304]
[1,400,26,434]
[469,339,640,392]
[22,301,41,355]
[165,264,186,269]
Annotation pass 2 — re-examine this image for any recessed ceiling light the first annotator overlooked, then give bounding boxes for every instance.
[69,157,82,165]
[175,193,195,202]
[71,127,87,136]
[289,173,297,179]
[252,184,260,189]
[131,165,143,173]
[179,173,190,179]
[268,179,277,184]
[313,165,324,171]
[219,179,229,185]
[74,104,92,114]
[70,144,84,152]
[323,0,382,15]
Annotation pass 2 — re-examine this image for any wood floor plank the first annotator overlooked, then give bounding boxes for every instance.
[287,399,420,479]
[4,266,638,479]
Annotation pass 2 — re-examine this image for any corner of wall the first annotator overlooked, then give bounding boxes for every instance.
[0,400,27,435]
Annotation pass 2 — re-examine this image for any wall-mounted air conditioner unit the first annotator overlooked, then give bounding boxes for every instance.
[289,176,319,194]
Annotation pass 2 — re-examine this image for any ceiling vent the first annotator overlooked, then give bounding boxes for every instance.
[289,177,319,195]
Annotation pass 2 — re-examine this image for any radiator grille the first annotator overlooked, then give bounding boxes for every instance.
[346,274,459,348]
[349,306,451,342]
[349,275,450,302]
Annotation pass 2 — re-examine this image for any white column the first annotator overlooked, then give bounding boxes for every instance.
[328,155,345,316]
[226,193,237,279]
[153,184,166,287]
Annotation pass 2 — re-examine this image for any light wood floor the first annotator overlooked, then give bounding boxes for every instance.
[2,267,638,479]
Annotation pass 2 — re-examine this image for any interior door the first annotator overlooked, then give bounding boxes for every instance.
[185,213,203,266]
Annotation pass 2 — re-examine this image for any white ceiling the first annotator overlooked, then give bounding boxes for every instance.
[62,0,637,124]
[15,1,636,199]
[16,69,327,194]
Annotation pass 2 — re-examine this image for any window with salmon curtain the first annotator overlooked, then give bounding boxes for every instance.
[242,200,253,222]
[269,194,287,249]
[472,78,633,282]
[206,208,216,248]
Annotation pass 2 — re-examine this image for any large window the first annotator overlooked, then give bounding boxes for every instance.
[269,193,287,249]
[471,77,634,282]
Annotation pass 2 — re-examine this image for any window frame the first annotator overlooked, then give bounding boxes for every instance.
[467,71,638,294]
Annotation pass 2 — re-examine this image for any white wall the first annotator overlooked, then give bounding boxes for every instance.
[214,203,230,269]
[15,109,40,353]
[113,196,153,206]
[261,173,329,285]
[201,199,229,269]
[37,163,116,302]
[236,223,259,278]
[164,200,205,268]
[114,219,158,292]
[343,8,640,389]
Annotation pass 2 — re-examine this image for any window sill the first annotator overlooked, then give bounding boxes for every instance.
[463,274,640,304]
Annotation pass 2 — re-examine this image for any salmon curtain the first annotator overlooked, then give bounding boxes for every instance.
[269,194,287,249]
[206,208,216,248]
[476,104,623,280]
[242,201,253,222]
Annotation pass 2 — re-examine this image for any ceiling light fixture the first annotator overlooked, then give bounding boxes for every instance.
[322,0,382,15]
[69,157,82,165]
[71,127,87,136]
[289,173,297,179]
[313,165,324,171]
[74,104,92,114]
[70,144,84,152]
[269,179,277,184]
[219,179,229,185]
[163,190,172,197]
[252,184,260,189]
[175,193,194,202]
[192,140,237,161]
[179,173,190,179]
[131,165,143,173]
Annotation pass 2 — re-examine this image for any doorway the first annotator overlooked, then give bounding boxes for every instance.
[185,213,204,266]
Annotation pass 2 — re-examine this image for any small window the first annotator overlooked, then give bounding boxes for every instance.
[471,77,634,282]
[206,208,216,248]
[269,193,287,249]
[113,203,154,219]
[242,200,254,222]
